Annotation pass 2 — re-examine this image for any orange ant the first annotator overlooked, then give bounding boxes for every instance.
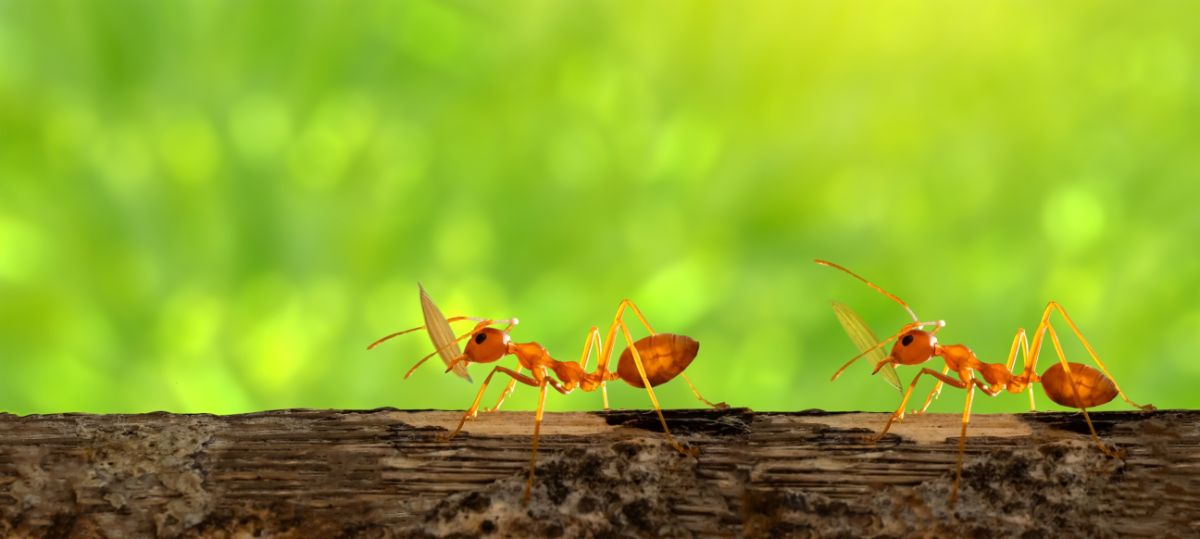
[815,259,1154,503]
[368,287,725,502]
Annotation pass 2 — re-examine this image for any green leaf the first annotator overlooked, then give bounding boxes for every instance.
[420,284,473,382]
[831,301,900,391]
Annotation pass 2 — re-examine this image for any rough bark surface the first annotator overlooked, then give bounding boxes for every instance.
[0,408,1197,538]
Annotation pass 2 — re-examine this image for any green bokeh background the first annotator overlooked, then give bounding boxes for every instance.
[1,1,1197,415]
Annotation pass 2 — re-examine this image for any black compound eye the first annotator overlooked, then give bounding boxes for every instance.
[901,334,914,346]
[474,333,487,344]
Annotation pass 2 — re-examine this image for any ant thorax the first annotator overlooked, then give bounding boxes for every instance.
[508,341,551,370]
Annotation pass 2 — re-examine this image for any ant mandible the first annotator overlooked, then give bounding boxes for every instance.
[368,286,725,503]
[816,260,1154,503]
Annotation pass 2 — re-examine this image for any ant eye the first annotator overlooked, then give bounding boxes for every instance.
[474,333,487,344]
[902,334,914,346]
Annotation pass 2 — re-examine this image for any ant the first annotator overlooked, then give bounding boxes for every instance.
[368,286,725,503]
[815,259,1154,503]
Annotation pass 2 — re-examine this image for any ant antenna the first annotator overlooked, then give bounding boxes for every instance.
[830,332,901,381]
[404,331,474,379]
[815,259,919,323]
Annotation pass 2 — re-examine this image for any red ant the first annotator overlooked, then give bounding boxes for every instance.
[368,287,724,502]
[816,259,1154,503]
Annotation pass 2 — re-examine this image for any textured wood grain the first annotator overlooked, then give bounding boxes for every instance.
[0,408,1197,538]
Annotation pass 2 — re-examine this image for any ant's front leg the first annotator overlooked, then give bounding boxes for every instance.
[482,367,523,413]
[443,366,540,442]
[914,365,952,415]
[870,368,967,443]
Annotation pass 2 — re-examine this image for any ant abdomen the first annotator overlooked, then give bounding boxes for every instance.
[616,334,699,388]
[1040,362,1118,408]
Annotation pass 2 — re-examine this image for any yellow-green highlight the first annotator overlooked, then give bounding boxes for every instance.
[0,1,1198,415]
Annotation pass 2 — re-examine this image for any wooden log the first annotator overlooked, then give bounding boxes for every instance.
[0,408,1197,537]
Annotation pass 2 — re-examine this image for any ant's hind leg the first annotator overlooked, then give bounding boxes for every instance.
[608,300,724,410]
[1044,325,1121,458]
[617,299,657,335]
[1045,302,1153,411]
[617,320,693,456]
[681,372,724,410]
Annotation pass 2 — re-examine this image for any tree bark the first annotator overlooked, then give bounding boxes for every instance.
[0,408,1196,538]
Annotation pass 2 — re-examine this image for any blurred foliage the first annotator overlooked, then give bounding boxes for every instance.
[1,0,1198,416]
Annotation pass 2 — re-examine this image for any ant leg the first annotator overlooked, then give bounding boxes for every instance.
[679,373,728,409]
[950,378,977,506]
[1046,302,1153,411]
[971,377,1002,397]
[1018,330,1036,411]
[609,301,722,409]
[914,350,984,414]
[573,326,612,410]
[617,320,693,456]
[473,321,530,414]
[872,368,968,442]
[595,299,652,375]
[593,299,720,411]
[916,365,951,414]
[589,302,643,410]
[485,345,564,414]
[1003,328,1029,373]
[1045,324,1119,458]
[618,298,657,335]
[578,326,602,369]
[523,379,550,504]
[621,300,721,409]
[1001,327,1037,411]
[447,366,540,440]
[483,366,523,413]
[593,299,661,411]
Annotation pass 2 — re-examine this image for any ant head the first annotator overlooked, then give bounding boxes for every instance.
[889,329,937,365]
[463,327,511,363]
